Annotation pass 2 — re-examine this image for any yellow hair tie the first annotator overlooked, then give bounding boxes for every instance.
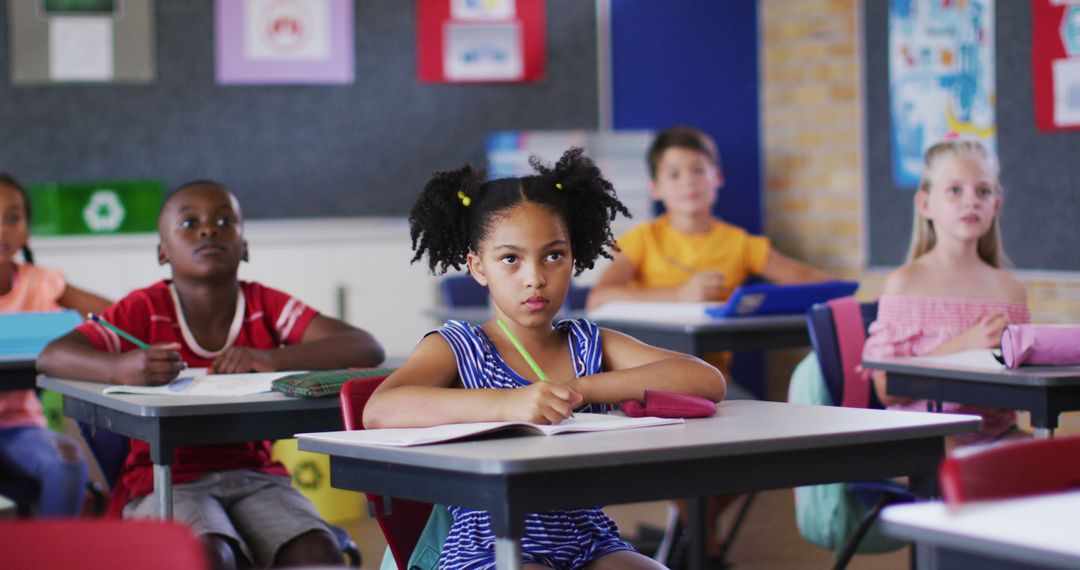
[555,183,564,190]
[457,190,471,207]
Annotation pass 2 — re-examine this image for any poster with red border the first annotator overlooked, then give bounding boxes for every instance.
[1032,0,1080,131]
[417,0,545,83]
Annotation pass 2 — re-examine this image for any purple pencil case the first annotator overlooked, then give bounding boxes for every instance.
[621,389,716,418]
[1000,324,1080,369]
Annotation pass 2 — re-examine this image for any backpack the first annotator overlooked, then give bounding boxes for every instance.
[788,353,907,554]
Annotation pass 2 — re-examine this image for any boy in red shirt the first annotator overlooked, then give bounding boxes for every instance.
[38,181,385,569]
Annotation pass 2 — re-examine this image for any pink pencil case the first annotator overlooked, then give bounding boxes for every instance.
[1000,324,1080,369]
[621,389,716,418]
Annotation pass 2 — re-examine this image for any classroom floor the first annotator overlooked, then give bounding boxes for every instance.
[339,490,909,569]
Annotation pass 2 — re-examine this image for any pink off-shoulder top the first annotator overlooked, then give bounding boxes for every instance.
[863,294,1030,442]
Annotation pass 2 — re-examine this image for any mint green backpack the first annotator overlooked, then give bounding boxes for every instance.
[788,353,907,555]
[378,504,451,570]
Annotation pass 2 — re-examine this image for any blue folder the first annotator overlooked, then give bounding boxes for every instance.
[705,280,859,318]
[0,310,82,358]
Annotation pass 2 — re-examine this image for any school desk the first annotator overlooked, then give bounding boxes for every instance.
[880,490,1080,569]
[37,376,344,519]
[0,356,37,392]
[298,400,978,570]
[862,357,1080,438]
[591,312,809,356]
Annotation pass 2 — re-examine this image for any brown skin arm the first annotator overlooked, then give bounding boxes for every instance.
[571,328,726,404]
[58,284,112,316]
[364,334,583,428]
[211,314,385,373]
[36,331,185,386]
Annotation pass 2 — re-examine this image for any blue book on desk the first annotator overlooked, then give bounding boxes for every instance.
[706,280,859,318]
[0,310,82,358]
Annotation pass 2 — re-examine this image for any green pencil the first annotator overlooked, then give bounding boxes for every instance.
[88,313,151,349]
[496,319,550,383]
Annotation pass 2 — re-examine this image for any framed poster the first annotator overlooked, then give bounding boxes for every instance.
[889,0,996,187]
[216,0,355,85]
[1032,0,1080,131]
[417,0,545,83]
[8,0,155,84]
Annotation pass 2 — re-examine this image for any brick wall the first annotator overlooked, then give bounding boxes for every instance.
[759,0,1080,324]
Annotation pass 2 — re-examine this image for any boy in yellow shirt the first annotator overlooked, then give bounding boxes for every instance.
[588,125,827,309]
[588,126,828,566]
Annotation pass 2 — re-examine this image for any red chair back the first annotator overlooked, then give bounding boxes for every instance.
[940,436,1080,504]
[1,519,207,570]
[340,377,434,570]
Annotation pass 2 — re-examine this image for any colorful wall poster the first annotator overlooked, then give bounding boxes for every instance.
[8,0,155,84]
[216,0,355,84]
[417,0,545,83]
[889,0,996,188]
[1032,0,1080,131]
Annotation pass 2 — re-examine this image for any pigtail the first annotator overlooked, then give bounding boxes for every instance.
[528,147,631,274]
[408,164,482,275]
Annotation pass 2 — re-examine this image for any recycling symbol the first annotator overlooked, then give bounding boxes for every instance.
[1063,6,1080,56]
[83,190,126,232]
[292,459,324,490]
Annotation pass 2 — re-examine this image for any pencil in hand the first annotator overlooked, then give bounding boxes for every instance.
[88,313,151,349]
[496,319,550,383]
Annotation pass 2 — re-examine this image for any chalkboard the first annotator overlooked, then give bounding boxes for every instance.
[865,1,1080,271]
[0,0,598,219]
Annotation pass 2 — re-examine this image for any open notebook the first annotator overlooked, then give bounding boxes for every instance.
[102,369,299,397]
[297,413,684,447]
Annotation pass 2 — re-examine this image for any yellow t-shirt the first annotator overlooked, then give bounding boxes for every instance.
[616,215,771,302]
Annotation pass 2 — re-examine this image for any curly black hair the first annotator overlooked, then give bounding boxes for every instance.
[409,147,631,276]
[0,172,34,264]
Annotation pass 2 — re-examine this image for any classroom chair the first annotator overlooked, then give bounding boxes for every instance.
[805,298,917,569]
[76,423,363,566]
[565,283,590,312]
[939,435,1080,504]
[1,518,208,570]
[340,376,434,570]
[439,274,488,308]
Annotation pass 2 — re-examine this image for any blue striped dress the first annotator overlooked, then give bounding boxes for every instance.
[433,319,635,569]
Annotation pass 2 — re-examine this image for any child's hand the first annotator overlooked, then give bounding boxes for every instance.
[960,311,1010,350]
[676,271,725,302]
[501,383,583,424]
[209,347,275,374]
[114,342,184,386]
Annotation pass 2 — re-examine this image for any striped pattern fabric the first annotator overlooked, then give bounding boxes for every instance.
[434,319,634,569]
[864,294,1031,442]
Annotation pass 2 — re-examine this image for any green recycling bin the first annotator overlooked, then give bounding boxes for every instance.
[28,180,164,236]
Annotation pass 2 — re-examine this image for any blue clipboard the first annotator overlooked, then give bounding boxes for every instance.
[0,310,83,357]
[705,280,859,318]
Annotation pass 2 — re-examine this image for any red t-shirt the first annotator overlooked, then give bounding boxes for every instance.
[75,280,317,510]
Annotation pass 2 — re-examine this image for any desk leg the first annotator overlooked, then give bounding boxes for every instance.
[154,463,173,519]
[689,497,706,570]
[495,537,522,570]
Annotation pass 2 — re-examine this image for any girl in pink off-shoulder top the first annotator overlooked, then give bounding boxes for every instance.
[863,138,1029,446]
[864,295,1029,441]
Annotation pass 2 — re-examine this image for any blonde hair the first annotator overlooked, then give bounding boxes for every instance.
[905,138,1009,267]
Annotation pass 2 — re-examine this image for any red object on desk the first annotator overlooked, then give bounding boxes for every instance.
[939,436,1080,504]
[621,389,716,418]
